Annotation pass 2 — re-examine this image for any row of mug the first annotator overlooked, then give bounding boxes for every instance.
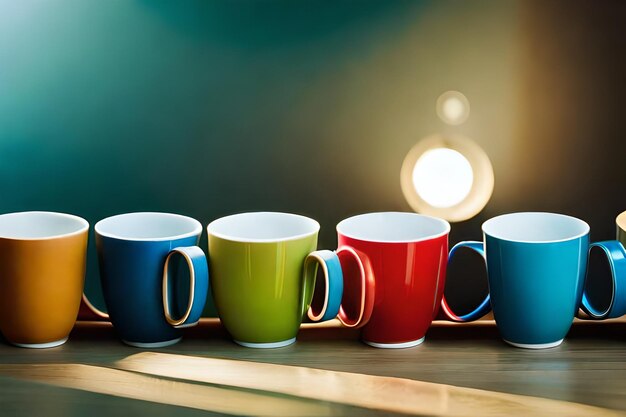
[0,210,625,350]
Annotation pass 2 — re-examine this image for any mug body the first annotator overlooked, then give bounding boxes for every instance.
[0,211,88,348]
[95,212,202,347]
[337,212,450,348]
[208,212,319,347]
[482,212,589,348]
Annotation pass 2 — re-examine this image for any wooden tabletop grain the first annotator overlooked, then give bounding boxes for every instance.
[0,318,624,416]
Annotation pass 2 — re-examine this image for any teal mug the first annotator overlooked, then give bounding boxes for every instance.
[442,212,626,348]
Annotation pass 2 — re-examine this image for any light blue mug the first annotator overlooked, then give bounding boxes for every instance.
[441,212,626,349]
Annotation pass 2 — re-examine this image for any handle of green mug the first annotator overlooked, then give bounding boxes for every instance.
[301,250,344,322]
[162,246,209,328]
[580,241,626,319]
[440,241,492,322]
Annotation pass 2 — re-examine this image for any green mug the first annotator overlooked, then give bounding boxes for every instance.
[207,212,371,348]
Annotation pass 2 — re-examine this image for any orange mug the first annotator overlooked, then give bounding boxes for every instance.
[0,211,89,348]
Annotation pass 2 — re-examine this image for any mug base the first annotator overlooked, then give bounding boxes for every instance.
[234,337,296,349]
[122,337,182,348]
[363,337,425,349]
[12,337,68,349]
[504,339,563,349]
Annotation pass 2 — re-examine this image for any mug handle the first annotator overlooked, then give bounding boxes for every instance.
[580,241,626,319]
[302,250,344,322]
[162,246,209,328]
[440,241,492,322]
[335,246,375,328]
[78,293,110,321]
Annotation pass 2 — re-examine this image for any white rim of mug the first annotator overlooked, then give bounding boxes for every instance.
[616,210,626,233]
[95,212,202,242]
[207,212,320,243]
[0,211,89,241]
[336,212,450,244]
[482,212,590,244]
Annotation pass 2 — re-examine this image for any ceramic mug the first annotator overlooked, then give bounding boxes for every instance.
[441,212,626,349]
[336,212,450,348]
[0,211,89,348]
[95,212,209,348]
[207,212,371,348]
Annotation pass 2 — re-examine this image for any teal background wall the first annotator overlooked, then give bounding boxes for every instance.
[0,1,623,314]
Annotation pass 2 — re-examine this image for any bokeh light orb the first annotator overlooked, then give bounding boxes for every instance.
[401,135,494,222]
[436,91,470,125]
[412,148,474,208]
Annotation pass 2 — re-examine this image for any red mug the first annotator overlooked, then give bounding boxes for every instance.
[336,212,450,348]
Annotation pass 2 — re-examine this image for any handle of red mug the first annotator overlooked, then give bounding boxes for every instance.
[440,241,491,322]
[335,246,376,328]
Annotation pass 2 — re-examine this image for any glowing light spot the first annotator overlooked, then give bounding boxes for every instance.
[436,91,470,125]
[412,148,474,208]
[401,135,494,222]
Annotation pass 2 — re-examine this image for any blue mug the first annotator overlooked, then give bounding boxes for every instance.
[441,212,626,349]
[95,212,209,347]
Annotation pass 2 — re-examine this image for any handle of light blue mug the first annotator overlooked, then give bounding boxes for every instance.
[302,250,344,322]
[162,246,209,328]
[581,241,626,319]
[440,241,492,322]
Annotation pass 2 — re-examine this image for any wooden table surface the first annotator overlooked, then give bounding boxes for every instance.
[0,318,625,416]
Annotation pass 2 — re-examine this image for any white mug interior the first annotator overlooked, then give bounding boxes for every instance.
[0,211,88,240]
[336,212,450,243]
[482,212,589,243]
[95,212,202,241]
[207,212,320,243]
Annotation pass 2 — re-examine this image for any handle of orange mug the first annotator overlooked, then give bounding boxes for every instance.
[440,241,492,322]
[162,246,209,328]
[335,246,376,328]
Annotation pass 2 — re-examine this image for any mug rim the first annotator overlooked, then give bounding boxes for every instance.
[482,212,590,244]
[95,212,202,242]
[207,211,320,243]
[336,211,450,244]
[616,210,626,232]
[0,211,89,241]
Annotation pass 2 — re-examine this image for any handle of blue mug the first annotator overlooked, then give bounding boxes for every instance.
[301,250,344,322]
[162,246,209,328]
[581,241,626,319]
[440,241,492,322]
